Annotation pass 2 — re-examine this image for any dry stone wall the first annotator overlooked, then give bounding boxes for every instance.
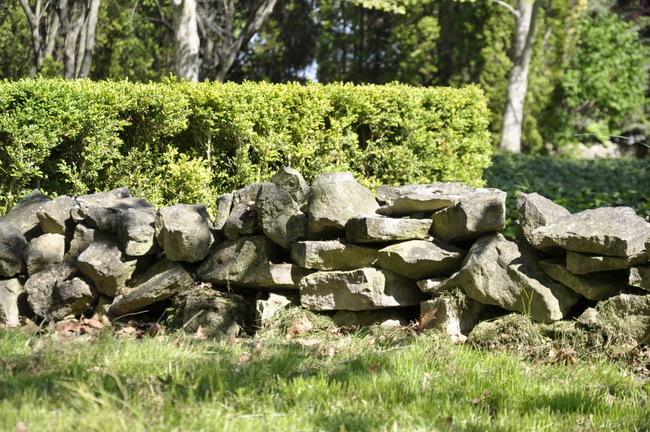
[1,167,649,343]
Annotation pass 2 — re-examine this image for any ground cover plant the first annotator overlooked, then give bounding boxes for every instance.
[1,307,649,432]
[484,152,650,237]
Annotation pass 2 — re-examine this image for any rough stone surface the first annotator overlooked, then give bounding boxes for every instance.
[345,216,432,243]
[255,264,313,290]
[515,192,571,243]
[83,197,155,234]
[155,204,215,263]
[66,223,113,260]
[375,182,477,217]
[598,293,650,344]
[299,268,426,311]
[256,293,295,327]
[223,183,261,240]
[172,287,249,338]
[566,251,648,275]
[1,190,50,241]
[71,187,131,221]
[23,233,65,276]
[76,239,138,297]
[308,172,379,239]
[629,265,650,292]
[0,224,26,277]
[430,189,507,243]
[416,278,447,295]
[24,263,97,320]
[331,309,408,330]
[257,181,308,249]
[420,296,486,336]
[196,235,282,288]
[117,208,159,256]
[528,207,650,257]
[0,278,25,326]
[539,258,625,300]
[377,240,466,280]
[291,240,378,271]
[271,165,310,206]
[37,195,76,236]
[109,258,194,316]
[437,234,581,323]
[214,193,234,232]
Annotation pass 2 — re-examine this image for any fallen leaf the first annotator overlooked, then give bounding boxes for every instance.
[418,308,437,331]
[367,363,380,373]
[19,317,42,335]
[296,338,320,347]
[451,333,467,344]
[145,323,163,337]
[421,372,433,391]
[287,317,313,337]
[238,352,251,363]
[56,321,82,336]
[195,326,208,340]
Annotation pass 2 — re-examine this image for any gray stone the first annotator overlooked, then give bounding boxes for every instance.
[331,309,408,330]
[71,187,131,221]
[223,183,261,240]
[255,263,313,290]
[155,204,215,263]
[0,190,50,240]
[420,296,486,336]
[515,192,570,244]
[83,196,156,234]
[172,287,249,338]
[271,165,310,206]
[308,172,379,239]
[256,293,295,327]
[430,189,507,243]
[529,207,650,257]
[0,278,24,326]
[416,278,447,295]
[23,233,65,276]
[291,240,378,271]
[0,224,26,277]
[257,182,308,249]
[24,263,97,320]
[196,235,282,288]
[109,258,194,316]
[437,234,581,323]
[37,195,76,236]
[598,293,650,344]
[117,208,159,256]
[345,216,432,243]
[375,182,476,217]
[606,292,650,316]
[299,268,426,311]
[539,258,625,300]
[213,193,234,232]
[566,251,648,274]
[629,265,650,292]
[66,223,113,260]
[76,239,138,297]
[377,240,466,280]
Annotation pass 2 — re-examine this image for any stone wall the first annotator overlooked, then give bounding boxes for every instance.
[1,167,649,343]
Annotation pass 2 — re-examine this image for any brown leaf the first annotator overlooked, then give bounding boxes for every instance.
[287,317,313,337]
[367,363,381,373]
[56,321,82,336]
[238,352,251,363]
[296,338,320,347]
[418,308,438,331]
[195,326,208,340]
[421,372,433,391]
[19,317,42,335]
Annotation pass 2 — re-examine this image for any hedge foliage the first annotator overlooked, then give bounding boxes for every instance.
[0,78,491,213]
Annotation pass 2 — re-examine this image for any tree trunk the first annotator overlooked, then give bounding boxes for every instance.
[172,0,200,81]
[19,0,44,73]
[77,0,101,78]
[498,0,541,153]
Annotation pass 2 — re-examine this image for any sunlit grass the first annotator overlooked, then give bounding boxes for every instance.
[1,326,649,432]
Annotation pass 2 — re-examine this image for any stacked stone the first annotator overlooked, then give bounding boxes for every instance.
[1,168,649,342]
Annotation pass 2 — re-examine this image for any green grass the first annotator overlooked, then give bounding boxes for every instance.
[1,324,649,432]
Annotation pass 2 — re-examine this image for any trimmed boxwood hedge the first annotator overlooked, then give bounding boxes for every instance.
[0,78,491,213]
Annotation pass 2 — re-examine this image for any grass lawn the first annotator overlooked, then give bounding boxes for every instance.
[1,313,649,432]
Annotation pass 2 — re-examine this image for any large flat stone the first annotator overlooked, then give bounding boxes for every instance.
[375,182,477,217]
[299,268,426,311]
[566,251,648,274]
[345,216,431,243]
[291,240,378,271]
[539,258,625,300]
[515,192,570,244]
[529,207,650,257]
[377,240,466,280]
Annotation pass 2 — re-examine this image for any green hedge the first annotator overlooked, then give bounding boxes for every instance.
[0,78,491,213]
